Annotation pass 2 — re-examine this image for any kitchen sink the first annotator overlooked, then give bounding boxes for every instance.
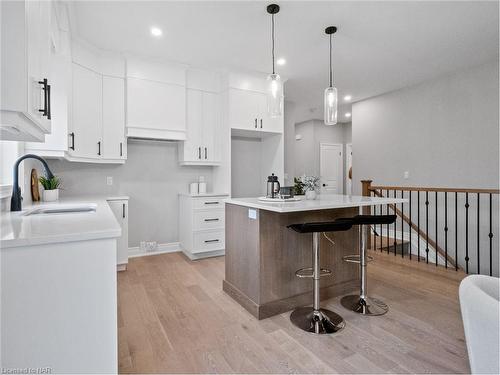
[23,203,97,216]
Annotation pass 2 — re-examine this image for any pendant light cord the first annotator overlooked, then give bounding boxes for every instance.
[329,33,333,87]
[272,13,276,74]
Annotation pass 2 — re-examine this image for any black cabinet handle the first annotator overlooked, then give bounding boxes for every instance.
[204,239,219,243]
[69,132,75,150]
[254,118,257,128]
[205,147,207,160]
[120,142,123,157]
[198,147,201,159]
[38,78,48,117]
[322,183,326,187]
[204,201,219,205]
[260,119,263,129]
[97,141,101,156]
[47,84,51,120]
[122,203,125,218]
[204,218,219,222]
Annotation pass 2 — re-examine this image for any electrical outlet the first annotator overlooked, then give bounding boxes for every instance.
[106,176,113,186]
[145,241,157,252]
[404,171,410,179]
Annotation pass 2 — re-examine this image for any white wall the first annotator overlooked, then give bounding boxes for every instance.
[352,60,499,193]
[46,141,214,247]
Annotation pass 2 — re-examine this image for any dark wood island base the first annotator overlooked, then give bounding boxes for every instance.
[223,203,360,320]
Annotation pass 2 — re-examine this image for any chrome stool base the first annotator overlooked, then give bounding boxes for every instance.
[290,307,345,334]
[340,295,388,316]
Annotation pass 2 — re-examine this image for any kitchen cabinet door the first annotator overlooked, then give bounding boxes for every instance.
[202,91,219,161]
[102,76,125,159]
[228,88,263,131]
[259,99,284,134]
[185,89,203,161]
[69,63,102,159]
[107,199,129,269]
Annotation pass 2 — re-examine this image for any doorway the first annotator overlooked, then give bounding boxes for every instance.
[346,143,352,195]
[319,143,343,194]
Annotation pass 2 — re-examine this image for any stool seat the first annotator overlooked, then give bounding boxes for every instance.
[287,219,353,233]
[345,214,397,225]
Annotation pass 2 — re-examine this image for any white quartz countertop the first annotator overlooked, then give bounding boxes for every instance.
[225,194,407,213]
[1,197,121,249]
[178,192,229,197]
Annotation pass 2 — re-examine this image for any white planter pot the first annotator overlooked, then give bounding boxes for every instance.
[305,190,317,200]
[42,189,59,202]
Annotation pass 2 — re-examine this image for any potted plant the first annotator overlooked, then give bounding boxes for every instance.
[301,176,320,200]
[293,177,305,196]
[39,175,62,202]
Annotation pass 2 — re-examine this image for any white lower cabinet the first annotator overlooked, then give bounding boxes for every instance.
[179,193,228,260]
[107,198,129,270]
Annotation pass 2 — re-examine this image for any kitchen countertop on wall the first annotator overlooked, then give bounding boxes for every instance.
[1,196,121,249]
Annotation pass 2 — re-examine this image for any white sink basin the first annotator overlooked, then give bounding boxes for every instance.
[23,203,97,216]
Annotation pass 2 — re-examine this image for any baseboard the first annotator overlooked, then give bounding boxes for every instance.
[128,242,181,258]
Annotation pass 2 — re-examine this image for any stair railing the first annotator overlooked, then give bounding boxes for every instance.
[361,180,499,276]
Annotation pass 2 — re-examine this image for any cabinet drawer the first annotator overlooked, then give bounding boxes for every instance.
[193,230,225,253]
[192,197,226,210]
[193,209,224,230]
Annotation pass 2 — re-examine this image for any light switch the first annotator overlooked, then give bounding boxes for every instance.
[106,176,113,186]
[248,208,257,220]
[404,171,409,179]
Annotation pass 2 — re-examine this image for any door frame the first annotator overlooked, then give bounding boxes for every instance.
[319,142,343,195]
[346,143,352,195]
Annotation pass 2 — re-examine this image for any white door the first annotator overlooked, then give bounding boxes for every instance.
[102,75,125,159]
[70,63,102,159]
[202,91,218,161]
[107,200,128,267]
[228,88,262,131]
[346,143,353,195]
[320,143,343,194]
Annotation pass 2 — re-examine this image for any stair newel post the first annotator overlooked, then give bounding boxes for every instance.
[361,180,373,249]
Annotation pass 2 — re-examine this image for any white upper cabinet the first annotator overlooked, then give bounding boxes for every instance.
[1,0,52,141]
[126,59,186,141]
[226,73,284,136]
[102,76,126,159]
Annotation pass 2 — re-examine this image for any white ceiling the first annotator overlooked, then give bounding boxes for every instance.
[71,1,499,118]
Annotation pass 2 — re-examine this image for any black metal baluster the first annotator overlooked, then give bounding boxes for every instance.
[394,190,397,256]
[489,194,493,276]
[409,191,412,260]
[444,192,448,269]
[465,192,469,274]
[455,192,458,271]
[386,190,390,253]
[401,190,404,258]
[417,191,420,261]
[435,191,438,267]
[425,191,429,263]
[477,193,480,275]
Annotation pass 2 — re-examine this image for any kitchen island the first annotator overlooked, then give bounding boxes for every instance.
[223,194,406,319]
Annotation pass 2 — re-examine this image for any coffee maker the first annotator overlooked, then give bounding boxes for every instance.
[266,173,281,199]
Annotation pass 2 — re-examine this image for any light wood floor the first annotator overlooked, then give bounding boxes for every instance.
[118,251,469,374]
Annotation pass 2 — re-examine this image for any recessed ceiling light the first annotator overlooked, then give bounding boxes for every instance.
[345,112,351,118]
[150,27,163,37]
[344,95,352,101]
[276,58,286,66]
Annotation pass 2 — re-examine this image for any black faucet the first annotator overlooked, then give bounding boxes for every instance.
[10,154,54,212]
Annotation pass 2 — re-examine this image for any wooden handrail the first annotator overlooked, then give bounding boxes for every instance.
[369,186,500,194]
[370,189,460,270]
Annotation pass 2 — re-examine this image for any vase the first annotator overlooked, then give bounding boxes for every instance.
[305,190,317,200]
[43,189,59,202]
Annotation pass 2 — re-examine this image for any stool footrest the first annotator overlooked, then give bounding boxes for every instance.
[342,255,374,264]
[295,267,332,278]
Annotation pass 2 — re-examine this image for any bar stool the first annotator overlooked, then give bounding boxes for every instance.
[340,214,397,316]
[287,219,354,334]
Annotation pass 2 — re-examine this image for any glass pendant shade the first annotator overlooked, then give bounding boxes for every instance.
[267,73,283,118]
[324,86,338,125]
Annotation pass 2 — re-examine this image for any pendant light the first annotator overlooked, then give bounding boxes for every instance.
[324,26,338,125]
[266,4,283,118]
